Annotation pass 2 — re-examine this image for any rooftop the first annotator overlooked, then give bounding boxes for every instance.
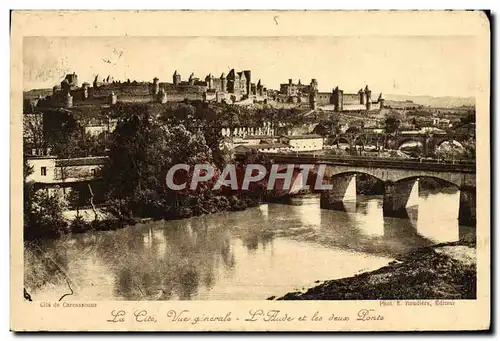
[280,134,323,140]
[55,156,109,167]
[235,143,290,150]
[242,135,276,140]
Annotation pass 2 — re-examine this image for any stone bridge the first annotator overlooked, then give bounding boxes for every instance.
[264,153,476,226]
[331,132,471,156]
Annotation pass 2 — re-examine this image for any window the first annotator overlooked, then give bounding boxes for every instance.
[41,167,47,176]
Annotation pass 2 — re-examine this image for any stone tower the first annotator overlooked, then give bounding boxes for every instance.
[364,85,372,110]
[173,70,181,86]
[108,91,117,105]
[157,88,167,104]
[81,82,90,100]
[332,86,343,112]
[310,79,318,92]
[378,93,385,109]
[220,73,227,92]
[152,77,160,96]
[60,79,72,108]
[205,74,214,90]
[64,72,78,87]
[64,91,73,108]
[309,89,317,110]
[257,79,263,96]
[358,88,366,105]
[60,79,70,93]
[93,75,99,89]
[243,70,252,96]
[309,79,318,110]
[227,69,236,93]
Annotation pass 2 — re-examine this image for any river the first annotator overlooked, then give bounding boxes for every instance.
[24,187,475,301]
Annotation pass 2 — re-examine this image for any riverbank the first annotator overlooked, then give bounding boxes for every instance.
[25,194,260,240]
[275,240,476,300]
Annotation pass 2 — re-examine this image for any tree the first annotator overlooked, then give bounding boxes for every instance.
[102,104,215,218]
[23,158,35,235]
[384,116,401,134]
[23,112,46,154]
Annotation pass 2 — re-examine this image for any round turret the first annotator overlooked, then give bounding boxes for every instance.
[309,90,317,110]
[64,91,73,108]
[81,82,90,99]
[220,73,227,92]
[108,91,117,105]
[378,93,385,109]
[61,79,70,93]
[173,70,181,85]
[157,88,167,104]
[359,88,366,105]
[152,77,160,96]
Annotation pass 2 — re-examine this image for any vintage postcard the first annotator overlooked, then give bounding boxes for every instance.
[10,10,490,331]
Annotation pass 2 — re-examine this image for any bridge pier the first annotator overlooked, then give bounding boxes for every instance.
[320,174,356,210]
[383,179,419,218]
[458,187,476,226]
[422,139,429,157]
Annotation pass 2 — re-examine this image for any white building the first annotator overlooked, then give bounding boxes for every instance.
[279,134,324,152]
[84,118,118,137]
[27,156,108,184]
[26,156,59,184]
[234,143,291,154]
[432,117,452,130]
[26,156,108,201]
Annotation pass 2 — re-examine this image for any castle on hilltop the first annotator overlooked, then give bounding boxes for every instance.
[28,68,269,110]
[324,85,385,112]
[276,78,385,112]
[171,69,267,100]
[26,70,383,112]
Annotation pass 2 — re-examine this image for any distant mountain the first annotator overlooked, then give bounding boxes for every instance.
[23,88,53,99]
[385,94,475,108]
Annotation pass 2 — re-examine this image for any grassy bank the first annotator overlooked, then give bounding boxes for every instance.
[275,240,476,300]
[25,195,260,240]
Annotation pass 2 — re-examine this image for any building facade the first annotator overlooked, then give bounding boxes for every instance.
[279,135,324,151]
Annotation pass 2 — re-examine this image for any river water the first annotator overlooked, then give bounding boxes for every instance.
[25,188,475,301]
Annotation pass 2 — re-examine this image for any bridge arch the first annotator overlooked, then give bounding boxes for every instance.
[391,174,461,189]
[435,139,465,150]
[397,138,425,150]
[326,169,385,184]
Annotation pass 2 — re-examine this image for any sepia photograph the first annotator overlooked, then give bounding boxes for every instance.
[10,10,490,331]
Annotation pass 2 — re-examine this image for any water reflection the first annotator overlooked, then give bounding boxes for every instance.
[25,188,474,301]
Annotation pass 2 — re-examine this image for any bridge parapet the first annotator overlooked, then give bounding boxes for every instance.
[330,131,474,156]
[261,153,477,226]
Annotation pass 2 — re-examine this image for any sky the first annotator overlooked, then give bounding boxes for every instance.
[23,36,476,97]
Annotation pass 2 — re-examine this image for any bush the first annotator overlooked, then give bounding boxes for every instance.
[25,191,69,239]
[70,215,91,233]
